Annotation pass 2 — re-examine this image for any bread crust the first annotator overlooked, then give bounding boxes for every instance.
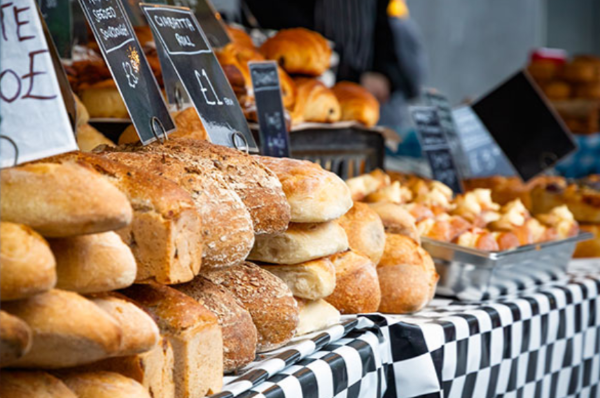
[58,371,150,398]
[0,371,77,398]
[332,81,380,127]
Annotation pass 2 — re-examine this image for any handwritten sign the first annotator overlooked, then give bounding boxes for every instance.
[38,0,72,58]
[411,106,463,193]
[0,0,77,168]
[77,0,175,144]
[141,3,257,152]
[249,61,289,157]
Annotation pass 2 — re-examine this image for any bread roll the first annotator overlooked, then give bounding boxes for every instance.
[337,202,386,264]
[0,311,32,367]
[295,298,340,336]
[202,262,299,352]
[99,149,254,269]
[368,202,420,243]
[377,234,438,314]
[58,371,150,398]
[257,156,353,223]
[49,232,136,294]
[77,124,114,152]
[80,80,128,119]
[174,276,258,372]
[120,283,223,398]
[259,257,336,300]
[345,169,391,201]
[2,289,122,368]
[1,162,133,237]
[249,221,349,265]
[1,222,56,301]
[332,81,380,127]
[260,28,331,76]
[291,78,341,124]
[44,152,203,285]
[89,293,159,356]
[0,371,77,398]
[119,108,208,145]
[325,250,381,314]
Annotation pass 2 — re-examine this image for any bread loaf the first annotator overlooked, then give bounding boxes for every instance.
[337,202,386,264]
[291,78,341,124]
[1,162,132,237]
[43,152,203,284]
[295,298,340,336]
[1,222,56,301]
[120,283,223,398]
[332,81,380,127]
[368,202,420,243]
[249,221,348,265]
[325,250,381,314]
[202,262,299,352]
[257,156,353,223]
[174,277,258,372]
[58,371,150,398]
[77,124,114,152]
[80,80,129,119]
[377,234,438,314]
[0,311,32,367]
[49,232,136,294]
[89,293,159,356]
[2,289,122,368]
[99,149,254,268]
[0,371,77,398]
[259,258,336,300]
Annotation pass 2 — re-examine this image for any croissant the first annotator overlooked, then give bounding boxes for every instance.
[332,82,380,127]
[291,78,341,124]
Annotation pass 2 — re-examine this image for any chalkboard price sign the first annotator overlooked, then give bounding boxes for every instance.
[77,0,175,144]
[249,61,290,157]
[141,3,257,152]
[411,106,463,193]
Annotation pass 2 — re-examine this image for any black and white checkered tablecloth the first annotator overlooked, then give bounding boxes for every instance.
[211,260,600,398]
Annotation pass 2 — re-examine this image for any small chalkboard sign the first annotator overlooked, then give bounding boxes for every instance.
[452,106,515,178]
[77,0,175,144]
[186,0,230,48]
[38,0,73,58]
[141,3,257,152]
[411,106,463,193]
[249,61,289,157]
[472,70,576,181]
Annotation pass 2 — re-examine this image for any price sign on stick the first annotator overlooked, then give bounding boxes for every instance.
[411,106,463,193]
[0,0,77,168]
[77,0,175,144]
[249,61,290,157]
[141,3,257,152]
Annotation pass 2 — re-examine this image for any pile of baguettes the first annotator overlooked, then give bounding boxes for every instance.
[0,138,437,398]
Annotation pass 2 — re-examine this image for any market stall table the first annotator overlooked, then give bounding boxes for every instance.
[212,260,600,398]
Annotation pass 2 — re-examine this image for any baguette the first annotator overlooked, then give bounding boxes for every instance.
[0,222,56,301]
[202,262,299,352]
[295,298,340,336]
[0,311,32,367]
[2,289,122,368]
[337,202,386,264]
[1,162,132,237]
[49,232,136,294]
[0,371,77,398]
[259,257,336,300]
[57,371,150,398]
[43,152,203,284]
[174,277,258,372]
[120,283,223,398]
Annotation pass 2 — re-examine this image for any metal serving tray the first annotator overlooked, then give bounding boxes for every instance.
[421,233,593,301]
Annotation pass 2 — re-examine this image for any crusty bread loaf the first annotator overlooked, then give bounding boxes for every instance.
[77,124,114,152]
[377,234,439,314]
[58,371,150,398]
[89,293,159,356]
[257,156,353,223]
[43,152,203,284]
[202,262,299,352]
[0,371,77,398]
[76,337,175,398]
[337,202,386,264]
[368,202,420,243]
[49,232,136,294]
[113,138,290,235]
[325,250,381,314]
[291,78,341,124]
[1,162,133,237]
[259,258,336,300]
[0,311,32,367]
[80,80,129,119]
[249,222,349,265]
[295,298,341,336]
[2,289,122,368]
[99,149,254,269]
[0,222,56,301]
[120,283,223,398]
[332,81,380,127]
[174,277,258,372]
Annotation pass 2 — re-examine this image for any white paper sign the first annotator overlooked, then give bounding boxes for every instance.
[0,0,77,168]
